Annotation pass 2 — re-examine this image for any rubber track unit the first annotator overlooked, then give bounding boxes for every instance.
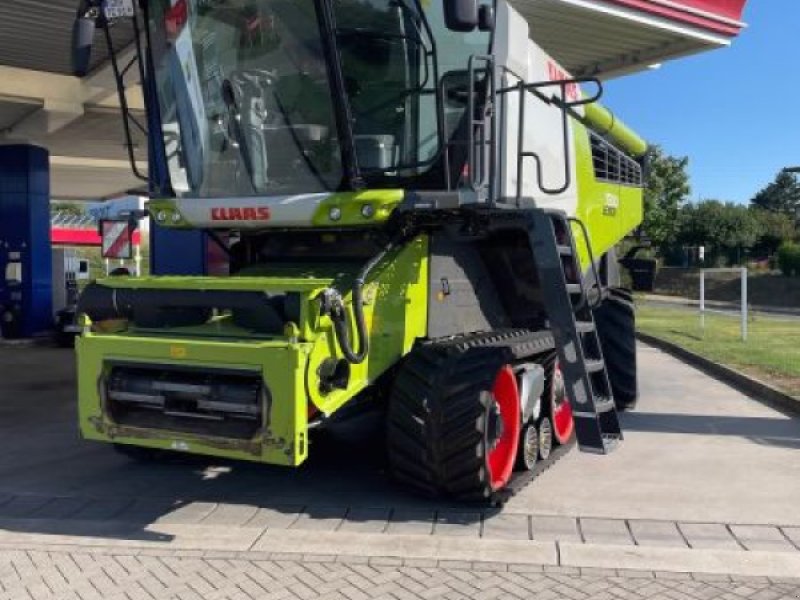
[593,288,638,411]
[387,329,575,507]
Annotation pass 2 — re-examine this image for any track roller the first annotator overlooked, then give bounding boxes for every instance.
[516,421,539,472]
[548,360,575,445]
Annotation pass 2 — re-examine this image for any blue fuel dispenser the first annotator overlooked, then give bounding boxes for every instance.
[0,145,52,338]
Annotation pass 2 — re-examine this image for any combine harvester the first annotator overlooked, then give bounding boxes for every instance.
[71,0,747,502]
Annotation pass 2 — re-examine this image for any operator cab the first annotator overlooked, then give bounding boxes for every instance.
[138,0,493,198]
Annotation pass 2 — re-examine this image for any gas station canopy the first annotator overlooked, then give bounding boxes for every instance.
[0,0,746,199]
[515,0,746,79]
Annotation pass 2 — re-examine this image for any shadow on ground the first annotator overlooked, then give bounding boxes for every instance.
[2,344,799,544]
[621,411,800,449]
[0,344,490,542]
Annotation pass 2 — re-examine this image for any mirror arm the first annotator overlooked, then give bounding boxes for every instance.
[101,15,148,182]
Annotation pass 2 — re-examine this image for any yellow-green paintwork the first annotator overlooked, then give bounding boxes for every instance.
[311,189,404,226]
[147,199,190,227]
[77,236,429,465]
[77,334,310,465]
[305,236,428,415]
[571,108,645,270]
[97,273,338,292]
[582,103,648,158]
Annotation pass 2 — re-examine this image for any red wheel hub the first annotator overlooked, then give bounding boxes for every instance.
[551,362,574,445]
[487,365,521,490]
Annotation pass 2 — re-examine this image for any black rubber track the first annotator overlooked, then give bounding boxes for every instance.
[386,330,563,504]
[593,288,638,411]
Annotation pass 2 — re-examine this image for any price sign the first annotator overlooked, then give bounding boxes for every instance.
[103,0,134,20]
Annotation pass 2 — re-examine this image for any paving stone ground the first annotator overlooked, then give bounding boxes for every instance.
[0,492,799,554]
[1,343,799,595]
[0,545,797,600]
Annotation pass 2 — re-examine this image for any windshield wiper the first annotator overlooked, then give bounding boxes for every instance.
[221,78,257,191]
[270,91,329,189]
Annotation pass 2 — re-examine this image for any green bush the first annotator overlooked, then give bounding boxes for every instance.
[777,242,800,276]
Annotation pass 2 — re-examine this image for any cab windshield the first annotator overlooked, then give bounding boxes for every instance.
[147,0,488,198]
[148,0,343,197]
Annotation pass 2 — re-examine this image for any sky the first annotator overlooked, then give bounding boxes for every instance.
[600,0,800,204]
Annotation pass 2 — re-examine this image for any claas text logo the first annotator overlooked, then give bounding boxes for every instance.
[211,207,271,221]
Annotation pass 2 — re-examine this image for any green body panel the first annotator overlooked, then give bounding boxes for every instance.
[77,236,429,465]
[77,334,310,465]
[97,274,338,292]
[571,108,645,269]
[311,189,404,227]
[582,103,648,158]
[304,236,429,416]
[148,198,190,228]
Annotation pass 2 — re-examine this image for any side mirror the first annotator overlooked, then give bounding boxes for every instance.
[443,0,478,32]
[478,4,494,31]
[71,15,97,77]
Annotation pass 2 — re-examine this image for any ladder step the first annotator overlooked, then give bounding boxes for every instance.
[585,359,605,373]
[602,433,622,453]
[594,396,615,412]
[529,209,622,456]
[571,415,621,454]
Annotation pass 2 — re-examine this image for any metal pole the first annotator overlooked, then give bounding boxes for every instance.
[700,269,705,332]
[741,267,748,341]
[134,243,142,277]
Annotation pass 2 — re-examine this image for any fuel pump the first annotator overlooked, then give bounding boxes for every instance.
[0,145,52,340]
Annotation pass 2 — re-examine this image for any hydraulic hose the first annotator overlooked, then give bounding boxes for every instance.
[328,241,396,365]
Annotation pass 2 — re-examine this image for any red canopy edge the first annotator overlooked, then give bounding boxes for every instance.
[602,0,747,37]
[51,228,142,247]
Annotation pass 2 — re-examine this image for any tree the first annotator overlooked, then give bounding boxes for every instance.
[50,201,85,216]
[641,146,691,247]
[675,200,763,265]
[751,208,796,256]
[751,170,800,216]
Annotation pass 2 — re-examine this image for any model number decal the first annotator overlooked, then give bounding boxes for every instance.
[603,193,620,216]
[211,207,271,221]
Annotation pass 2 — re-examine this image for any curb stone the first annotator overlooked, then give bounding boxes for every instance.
[635,332,800,417]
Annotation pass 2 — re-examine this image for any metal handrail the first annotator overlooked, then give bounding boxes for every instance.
[494,77,602,199]
[568,216,604,309]
[466,54,496,194]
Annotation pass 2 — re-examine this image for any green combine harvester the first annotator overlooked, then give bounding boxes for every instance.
[72,0,648,502]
